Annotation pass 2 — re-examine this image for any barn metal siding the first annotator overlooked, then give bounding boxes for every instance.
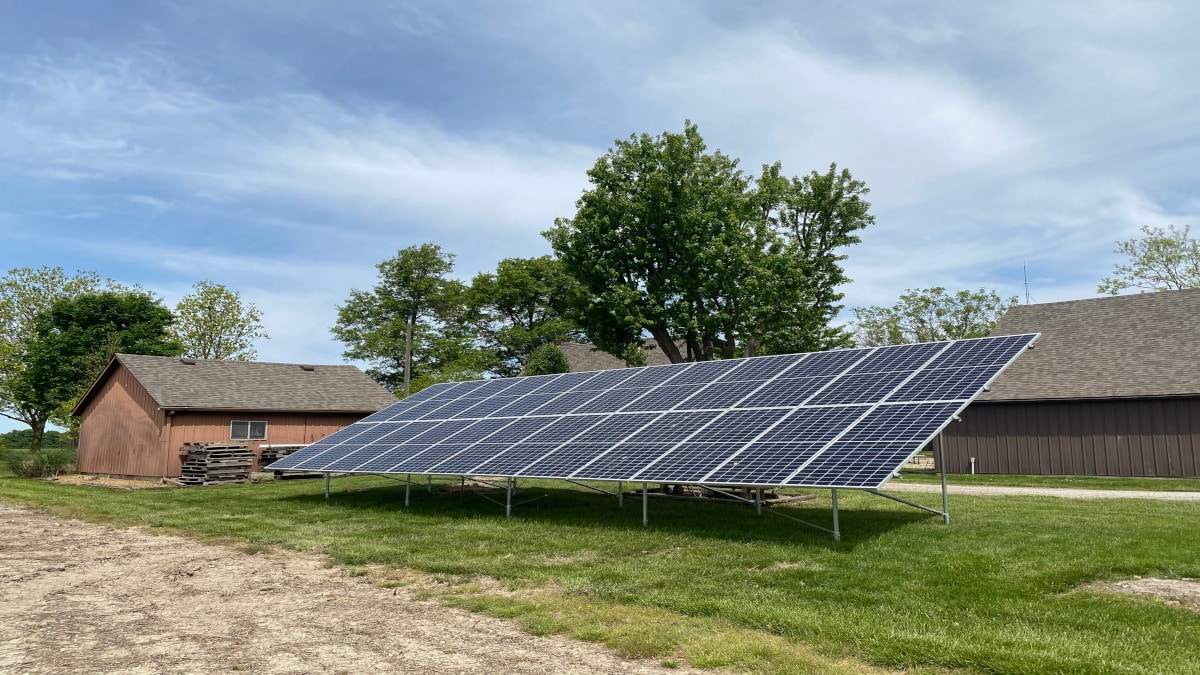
[77,364,166,476]
[942,398,1200,477]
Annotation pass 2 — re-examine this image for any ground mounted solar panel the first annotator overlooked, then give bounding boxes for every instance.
[270,334,1037,539]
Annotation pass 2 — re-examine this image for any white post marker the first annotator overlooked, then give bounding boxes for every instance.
[938,432,950,525]
[831,488,841,542]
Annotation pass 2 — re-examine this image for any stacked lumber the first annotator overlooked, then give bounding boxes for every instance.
[258,444,307,468]
[178,443,254,486]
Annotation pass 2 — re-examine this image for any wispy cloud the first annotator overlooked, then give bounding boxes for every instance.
[1,51,596,247]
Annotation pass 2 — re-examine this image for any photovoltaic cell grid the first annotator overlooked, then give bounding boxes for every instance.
[270,334,1036,489]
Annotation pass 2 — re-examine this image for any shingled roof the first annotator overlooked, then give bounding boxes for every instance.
[980,288,1200,402]
[558,340,675,372]
[73,354,397,415]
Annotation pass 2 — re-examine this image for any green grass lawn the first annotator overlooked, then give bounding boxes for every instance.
[898,470,1200,492]
[2,471,1198,674]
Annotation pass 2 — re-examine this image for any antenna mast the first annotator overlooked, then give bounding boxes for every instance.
[1023,262,1032,304]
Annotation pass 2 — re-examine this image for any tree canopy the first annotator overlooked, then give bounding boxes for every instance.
[850,287,1018,347]
[0,267,130,450]
[468,255,580,377]
[545,121,871,363]
[332,244,470,396]
[15,291,181,448]
[522,343,570,376]
[1097,224,1200,294]
[173,280,268,360]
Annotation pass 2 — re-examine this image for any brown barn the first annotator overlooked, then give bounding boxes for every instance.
[72,354,397,478]
[943,289,1200,477]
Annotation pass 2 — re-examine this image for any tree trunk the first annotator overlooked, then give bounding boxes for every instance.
[647,326,684,363]
[403,317,414,398]
[29,418,46,453]
[744,336,762,358]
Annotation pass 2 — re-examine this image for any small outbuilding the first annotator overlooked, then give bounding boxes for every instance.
[72,354,397,478]
[943,289,1200,477]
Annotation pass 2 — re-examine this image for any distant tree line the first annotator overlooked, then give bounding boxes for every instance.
[0,428,70,449]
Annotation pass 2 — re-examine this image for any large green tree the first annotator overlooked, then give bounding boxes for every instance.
[332,244,478,396]
[0,267,126,450]
[468,255,580,377]
[15,291,182,448]
[1097,224,1200,294]
[545,122,871,363]
[850,287,1018,347]
[173,280,268,360]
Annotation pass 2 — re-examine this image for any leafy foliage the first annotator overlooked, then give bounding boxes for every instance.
[4,446,76,477]
[332,244,484,396]
[754,161,874,354]
[17,291,182,441]
[173,280,268,360]
[468,256,580,377]
[1097,224,1200,294]
[0,267,129,450]
[850,287,1018,346]
[546,122,870,363]
[522,343,570,376]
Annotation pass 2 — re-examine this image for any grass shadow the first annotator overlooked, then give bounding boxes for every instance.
[277,477,936,550]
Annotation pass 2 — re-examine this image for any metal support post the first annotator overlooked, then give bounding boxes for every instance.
[755,487,763,515]
[324,472,330,501]
[937,432,950,525]
[642,482,648,527]
[405,474,411,507]
[426,474,433,493]
[831,489,841,542]
[505,476,513,519]
[618,481,624,508]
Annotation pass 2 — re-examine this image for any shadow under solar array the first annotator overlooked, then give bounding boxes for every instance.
[269,334,1037,489]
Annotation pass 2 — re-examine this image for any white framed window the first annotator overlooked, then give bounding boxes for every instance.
[230,420,267,441]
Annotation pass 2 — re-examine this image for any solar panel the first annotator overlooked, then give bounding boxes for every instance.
[270,334,1036,490]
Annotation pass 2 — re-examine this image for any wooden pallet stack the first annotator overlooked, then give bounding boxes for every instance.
[258,444,306,468]
[178,443,255,486]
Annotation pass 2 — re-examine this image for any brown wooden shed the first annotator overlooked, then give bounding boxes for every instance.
[943,289,1200,477]
[72,354,397,478]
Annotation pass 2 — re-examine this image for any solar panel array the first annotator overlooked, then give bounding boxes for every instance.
[270,334,1036,489]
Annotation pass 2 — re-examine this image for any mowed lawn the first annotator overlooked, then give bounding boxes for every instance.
[3,471,1198,674]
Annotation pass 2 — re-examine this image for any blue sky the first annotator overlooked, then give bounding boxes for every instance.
[2,2,1198,430]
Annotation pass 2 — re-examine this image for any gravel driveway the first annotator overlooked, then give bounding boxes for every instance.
[882,482,1200,500]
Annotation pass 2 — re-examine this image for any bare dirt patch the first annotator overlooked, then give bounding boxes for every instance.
[51,474,177,490]
[1083,578,1200,612]
[0,504,696,674]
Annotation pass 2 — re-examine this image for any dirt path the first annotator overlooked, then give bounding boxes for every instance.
[882,482,1200,500]
[0,504,694,674]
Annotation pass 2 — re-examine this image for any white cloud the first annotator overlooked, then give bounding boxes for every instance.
[1,53,597,243]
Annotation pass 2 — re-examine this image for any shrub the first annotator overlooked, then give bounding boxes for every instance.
[523,344,570,375]
[5,448,77,478]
